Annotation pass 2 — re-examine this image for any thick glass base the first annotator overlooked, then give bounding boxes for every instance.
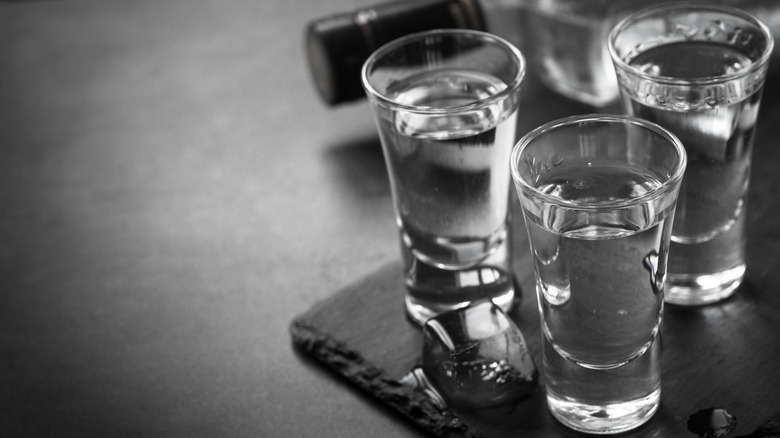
[665,264,745,306]
[547,387,660,435]
[405,287,515,326]
[402,235,516,325]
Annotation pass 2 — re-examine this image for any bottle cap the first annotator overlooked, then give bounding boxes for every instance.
[305,0,486,105]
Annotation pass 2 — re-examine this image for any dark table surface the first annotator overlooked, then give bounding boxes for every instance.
[2,1,779,437]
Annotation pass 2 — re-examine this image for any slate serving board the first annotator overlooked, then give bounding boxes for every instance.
[291,195,780,438]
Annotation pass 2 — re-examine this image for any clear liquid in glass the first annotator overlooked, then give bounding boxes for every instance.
[521,162,673,434]
[527,0,619,106]
[379,70,517,324]
[624,41,761,305]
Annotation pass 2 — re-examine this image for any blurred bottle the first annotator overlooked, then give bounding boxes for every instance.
[304,0,527,106]
[525,0,619,107]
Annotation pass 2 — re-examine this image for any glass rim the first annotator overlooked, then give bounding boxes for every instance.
[510,114,687,211]
[608,3,774,86]
[360,29,526,115]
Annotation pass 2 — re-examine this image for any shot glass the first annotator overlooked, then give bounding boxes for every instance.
[361,30,526,325]
[510,114,687,434]
[608,4,774,305]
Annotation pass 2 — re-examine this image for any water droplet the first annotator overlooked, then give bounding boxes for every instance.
[525,155,541,178]
[687,408,737,438]
[400,367,447,409]
[541,283,570,306]
[642,250,661,295]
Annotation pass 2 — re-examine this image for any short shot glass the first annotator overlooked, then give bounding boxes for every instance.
[510,114,686,434]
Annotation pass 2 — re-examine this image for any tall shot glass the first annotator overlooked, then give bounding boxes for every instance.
[608,4,774,305]
[511,115,687,434]
[361,30,526,325]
